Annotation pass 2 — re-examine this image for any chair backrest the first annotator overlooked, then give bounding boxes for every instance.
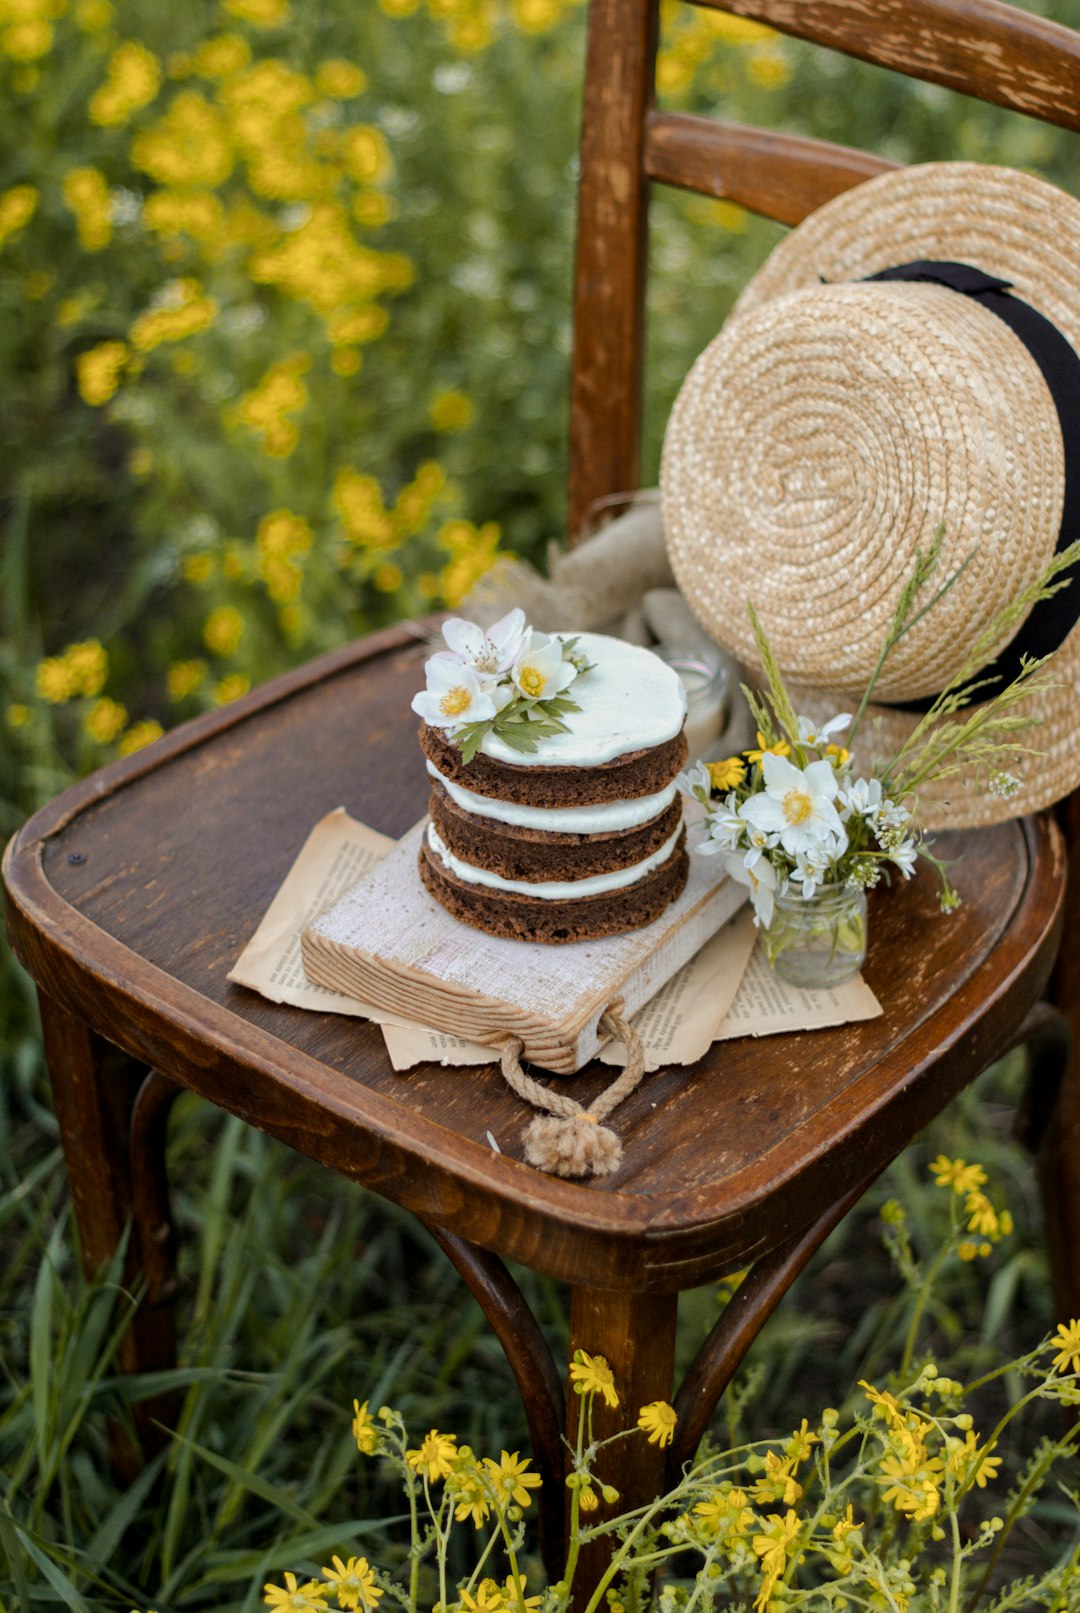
[568,0,1080,541]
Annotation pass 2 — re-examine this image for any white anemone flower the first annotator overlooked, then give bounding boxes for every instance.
[411,657,511,731]
[511,632,577,702]
[676,760,712,807]
[889,838,919,880]
[791,841,837,900]
[739,753,845,857]
[441,607,529,677]
[839,776,883,825]
[796,712,852,748]
[698,793,744,855]
[743,825,781,871]
[722,850,777,927]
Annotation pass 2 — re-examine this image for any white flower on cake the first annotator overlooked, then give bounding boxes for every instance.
[412,609,596,763]
[441,607,529,677]
[411,657,512,730]
[511,632,578,702]
[739,753,846,857]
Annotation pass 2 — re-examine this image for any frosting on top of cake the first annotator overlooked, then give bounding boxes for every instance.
[426,762,678,833]
[478,632,687,768]
[425,819,683,900]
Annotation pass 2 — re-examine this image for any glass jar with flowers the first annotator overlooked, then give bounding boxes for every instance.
[679,529,1080,989]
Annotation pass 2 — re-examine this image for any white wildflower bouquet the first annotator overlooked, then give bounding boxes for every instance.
[681,530,1080,937]
[411,606,594,764]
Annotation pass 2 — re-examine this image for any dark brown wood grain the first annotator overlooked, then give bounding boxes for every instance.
[693,0,1080,133]
[645,113,897,224]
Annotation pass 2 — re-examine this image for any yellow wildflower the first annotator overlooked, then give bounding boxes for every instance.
[351,1398,378,1455]
[693,1486,755,1542]
[372,562,402,594]
[36,657,76,703]
[263,1573,329,1612]
[63,168,111,251]
[930,1154,988,1195]
[74,0,114,31]
[745,730,791,763]
[2,14,52,60]
[317,59,366,98]
[459,1582,507,1613]
[183,552,214,585]
[406,1429,458,1482]
[132,92,233,187]
[119,719,164,754]
[637,1401,677,1448]
[859,1380,904,1426]
[329,306,388,346]
[751,1510,800,1613]
[569,1349,619,1409]
[784,1418,818,1463]
[1051,1318,1080,1375]
[167,659,206,701]
[235,357,309,456]
[353,191,395,229]
[225,0,290,25]
[333,468,397,549]
[833,1503,860,1540]
[748,47,792,90]
[257,508,312,558]
[711,198,747,233]
[430,389,474,432]
[450,1467,490,1528]
[143,188,225,246]
[824,742,850,766]
[438,519,501,607]
[84,697,127,744]
[76,341,128,406]
[750,1448,802,1507]
[577,1485,599,1513]
[193,32,250,78]
[342,125,392,186]
[65,639,108,696]
[203,605,244,657]
[89,41,162,126]
[513,0,563,36]
[706,756,745,793]
[482,1449,542,1509]
[213,673,250,705]
[130,278,217,350]
[0,183,37,247]
[965,1190,1002,1238]
[958,1239,989,1261]
[501,1573,541,1613]
[320,1556,381,1612]
[418,571,441,600]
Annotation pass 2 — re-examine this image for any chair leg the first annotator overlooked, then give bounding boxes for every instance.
[39,990,180,1478]
[565,1286,679,1608]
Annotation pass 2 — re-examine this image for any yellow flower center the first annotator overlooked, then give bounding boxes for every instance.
[439,685,472,717]
[783,788,813,826]
[518,664,545,697]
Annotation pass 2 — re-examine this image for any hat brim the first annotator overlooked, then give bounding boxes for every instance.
[676,162,1080,829]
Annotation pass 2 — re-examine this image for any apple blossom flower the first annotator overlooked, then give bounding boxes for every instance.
[441,607,529,677]
[511,632,577,702]
[411,657,511,731]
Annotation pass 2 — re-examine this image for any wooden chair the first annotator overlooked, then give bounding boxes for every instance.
[5,0,1080,1596]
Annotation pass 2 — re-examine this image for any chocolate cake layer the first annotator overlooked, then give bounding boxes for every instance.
[418,832,689,944]
[429,784,683,882]
[419,722,688,808]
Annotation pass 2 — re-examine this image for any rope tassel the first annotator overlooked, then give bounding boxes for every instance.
[499,1005,647,1179]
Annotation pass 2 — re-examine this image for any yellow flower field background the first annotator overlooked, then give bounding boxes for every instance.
[1,0,1078,833]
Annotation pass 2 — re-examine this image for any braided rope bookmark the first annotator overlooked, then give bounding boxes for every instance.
[498,1003,647,1178]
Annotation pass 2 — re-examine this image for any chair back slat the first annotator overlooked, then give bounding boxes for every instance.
[644,112,897,225]
[694,0,1080,132]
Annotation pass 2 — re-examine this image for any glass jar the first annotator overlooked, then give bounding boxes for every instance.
[654,645,728,763]
[762,881,868,989]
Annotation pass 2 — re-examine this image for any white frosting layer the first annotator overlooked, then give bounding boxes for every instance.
[425,820,683,900]
[427,762,678,834]
[478,632,687,768]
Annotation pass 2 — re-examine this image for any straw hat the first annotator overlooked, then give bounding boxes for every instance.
[661,161,1080,828]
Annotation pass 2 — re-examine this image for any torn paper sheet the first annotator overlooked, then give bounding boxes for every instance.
[713,928,882,1038]
[228,807,402,1018]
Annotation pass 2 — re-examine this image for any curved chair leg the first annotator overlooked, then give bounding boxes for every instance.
[425,1224,567,1577]
[39,992,180,1476]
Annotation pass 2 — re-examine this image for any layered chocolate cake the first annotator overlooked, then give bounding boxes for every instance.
[412,620,690,943]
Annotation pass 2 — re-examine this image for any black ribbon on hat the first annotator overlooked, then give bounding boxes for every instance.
[863,259,1080,713]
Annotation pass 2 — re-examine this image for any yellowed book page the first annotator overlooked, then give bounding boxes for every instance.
[597,908,758,1071]
[381,1022,495,1070]
[714,935,882,1038]
[228,807,400,1017]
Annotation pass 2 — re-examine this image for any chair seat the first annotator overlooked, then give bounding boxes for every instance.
[3,622,1066,1293]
